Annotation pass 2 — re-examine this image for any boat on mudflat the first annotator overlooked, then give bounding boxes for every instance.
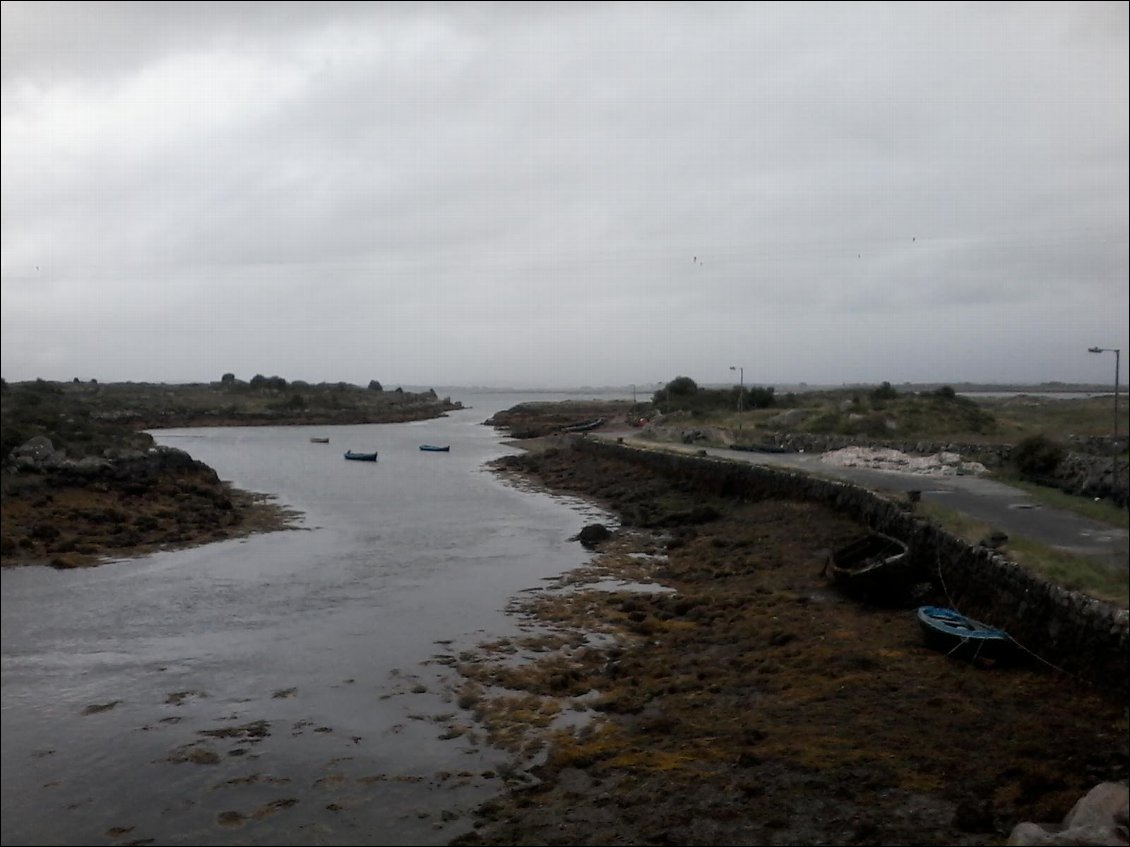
[343,450,378,462]
[310,437,330,444]
[560,418,604,433]
[419,444,450,452]
[824,530,911,601]
[916,605,1013,664]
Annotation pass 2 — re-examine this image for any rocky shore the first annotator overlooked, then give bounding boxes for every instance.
[0,437,299,568]
[446,436,1127,846]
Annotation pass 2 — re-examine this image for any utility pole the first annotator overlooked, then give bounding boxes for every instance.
[730,365,744,430]
[1088,346,1122,502]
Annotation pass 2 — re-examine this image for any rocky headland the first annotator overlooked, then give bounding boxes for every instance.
[0,435,299,568]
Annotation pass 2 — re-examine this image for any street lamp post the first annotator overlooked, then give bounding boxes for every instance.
[729,366,744,413]
[1088,346,1121,498]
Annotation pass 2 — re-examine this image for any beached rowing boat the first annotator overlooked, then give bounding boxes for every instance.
[824,530,911,601]
[916,605,1013,663]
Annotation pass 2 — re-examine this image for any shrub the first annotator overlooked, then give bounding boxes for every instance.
[1012,434,1066,478]
[870,381,898,402]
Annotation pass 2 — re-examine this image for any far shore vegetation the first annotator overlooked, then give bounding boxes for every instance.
[0,374,463,461]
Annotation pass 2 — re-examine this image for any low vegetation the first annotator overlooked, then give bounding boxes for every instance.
[648,377,1124,445]
[0,375,462,461]
[635,378,1128,509]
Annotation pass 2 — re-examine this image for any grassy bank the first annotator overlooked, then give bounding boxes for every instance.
[916,500,1128,606]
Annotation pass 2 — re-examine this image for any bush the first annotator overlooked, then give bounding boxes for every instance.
[1012,434,1066,478]
[871,381,898,402]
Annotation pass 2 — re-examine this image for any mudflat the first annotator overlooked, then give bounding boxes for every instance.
[448,439,1127,846]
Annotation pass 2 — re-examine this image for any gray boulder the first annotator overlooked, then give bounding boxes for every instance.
[575,524,612,547]
[10,436,66,469]
[1007,782,1128,846]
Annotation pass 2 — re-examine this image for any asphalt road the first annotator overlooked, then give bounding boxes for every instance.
[596,431,1128,571]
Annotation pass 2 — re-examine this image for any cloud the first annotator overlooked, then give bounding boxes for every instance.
[2,1,1126,387]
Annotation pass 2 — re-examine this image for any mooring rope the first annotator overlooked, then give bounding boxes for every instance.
[932,547,1070,675]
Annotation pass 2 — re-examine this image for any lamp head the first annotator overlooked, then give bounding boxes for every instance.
[1088,347,1103,353]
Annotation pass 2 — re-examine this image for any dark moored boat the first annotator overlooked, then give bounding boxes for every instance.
[310,437,330,444]
[344,450,378,462]
[825,531,910,600]
[916,606,1013,664]
[419,444,450,452]
[560,418,604,433]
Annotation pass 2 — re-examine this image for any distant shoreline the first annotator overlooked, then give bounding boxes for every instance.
[418,383,1116,397]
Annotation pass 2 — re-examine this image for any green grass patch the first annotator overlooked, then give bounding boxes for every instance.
[918,501,1128,607]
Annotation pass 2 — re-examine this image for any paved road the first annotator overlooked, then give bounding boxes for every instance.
[595,431,1128,570]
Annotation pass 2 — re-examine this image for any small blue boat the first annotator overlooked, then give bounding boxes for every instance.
[419,444,450,452]
[344,450,378,462]
[916,606,1013,664]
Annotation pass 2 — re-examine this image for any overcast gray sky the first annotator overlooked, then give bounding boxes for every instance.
[2,1,1127,389]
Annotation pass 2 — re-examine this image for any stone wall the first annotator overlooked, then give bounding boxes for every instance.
[751,431,1016,467]
[654,427,1129,507]
[575,437,1129,701]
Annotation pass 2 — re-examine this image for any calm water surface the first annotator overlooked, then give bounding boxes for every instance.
[1,393,621,846]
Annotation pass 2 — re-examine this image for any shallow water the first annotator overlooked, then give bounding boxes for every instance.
[1,394,618,846]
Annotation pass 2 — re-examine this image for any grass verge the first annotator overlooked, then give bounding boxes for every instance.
[918,500,1128,607]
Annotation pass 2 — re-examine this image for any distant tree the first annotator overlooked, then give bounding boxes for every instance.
[932,385,956,400]
[249,374,287,391]
[746,386,775,409]
[73,377,81,383]
[666,376,698,397]
[870,381,898,402]
[221,373,236,384]
[286,393,305,410]
[368,380,383,392]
